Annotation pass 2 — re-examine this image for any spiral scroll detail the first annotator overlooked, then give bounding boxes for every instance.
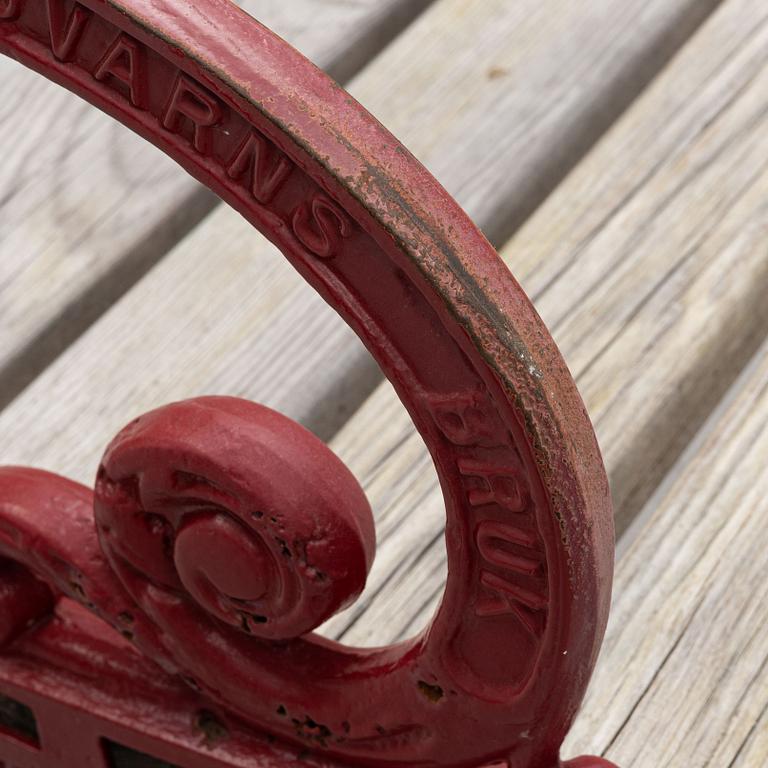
[94,396,376,641]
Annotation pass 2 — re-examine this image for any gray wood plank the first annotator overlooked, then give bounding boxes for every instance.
[564,332,768,766]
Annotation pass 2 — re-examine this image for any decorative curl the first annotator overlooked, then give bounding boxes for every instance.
[94,396,375,640]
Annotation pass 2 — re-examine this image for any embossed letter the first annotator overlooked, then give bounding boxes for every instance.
[292,194,350,258]
[458,459,526,512]
[227,131,292,204]
[0,0,21,21]
[474,521,546,631]
[94,34,147,108]
[477,570,546,630]
[476,520,540,575]
[47,0,91,62]
[162,75,223,154]
[428,390,507,447]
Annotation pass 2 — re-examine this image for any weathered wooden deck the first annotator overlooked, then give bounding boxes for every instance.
[1,0,766,765]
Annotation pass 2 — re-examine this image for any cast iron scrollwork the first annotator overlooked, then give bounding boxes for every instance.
[0,2,616,766]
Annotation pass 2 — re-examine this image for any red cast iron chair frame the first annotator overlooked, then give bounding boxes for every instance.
[0,2,615,767]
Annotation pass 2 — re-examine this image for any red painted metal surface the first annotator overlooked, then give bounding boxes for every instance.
[0,1,617,767]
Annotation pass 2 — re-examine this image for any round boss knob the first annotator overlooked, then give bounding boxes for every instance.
[94,396,375,640]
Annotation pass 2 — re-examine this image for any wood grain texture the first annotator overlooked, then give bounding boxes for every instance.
[563,333,768,766]
[507,0,768,531]
[0,0,764,760]
[0,0,431,407]
[319,0,768,645]
[0,0,721,464]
